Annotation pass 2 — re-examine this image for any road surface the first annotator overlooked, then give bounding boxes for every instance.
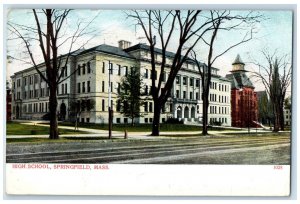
[6,134,290,164]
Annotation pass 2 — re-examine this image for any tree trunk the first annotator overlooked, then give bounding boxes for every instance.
[273,105,280,132]
[202,94,209,135]
[151,101,161,136]
[49,85,59,139]
[279,100,285,131]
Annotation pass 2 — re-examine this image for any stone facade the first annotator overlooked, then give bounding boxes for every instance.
[11,40,232,126]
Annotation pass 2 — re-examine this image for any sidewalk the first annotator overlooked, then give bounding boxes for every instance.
[7,120,287,140]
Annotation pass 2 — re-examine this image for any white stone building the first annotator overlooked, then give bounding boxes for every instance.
[11,40,232,126]
[283,108,292,126]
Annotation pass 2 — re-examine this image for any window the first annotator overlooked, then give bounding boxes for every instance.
[162,71,166,82]
[87,81,90,92]
[34,75,38,84]
[118,65,121,75]
[117,83,120,94]
[176,76,180,84]
[82,64,86,75]
[144,86,148,95]
[86,118,90,123]
[102,62,105,73]
[149,102,153,112]
[124,66,128,76]
[183,91,186,99]
[149,118,153,123]
[102,81,105,92]
[183,77,187,85]
[81,118,84,123]
[24,77,27,86]
[190,92,193,100]
[102,99,105,111]
[109,63,113,74]
[65,67,68,76]
[61,84,64,95]
[144,102,148,112]
[77,83,80,93]
[116,100,121,112]
[176,90,179,98]
[145,69,149,78]
[65,83,67,94]
[190,78,194,86]
[28,104,32,113]
[87,62,91,73]
[196,79,200,87]
[23,104,27,113]
[116,118,120,123]
[196,92,199,100]
[86,100,91,111]
[145,118,148,123]
[77,65,81,75]
[124,118,128,124]
[82,82,85,93]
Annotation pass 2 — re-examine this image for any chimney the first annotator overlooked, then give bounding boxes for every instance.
[118,40,131,49]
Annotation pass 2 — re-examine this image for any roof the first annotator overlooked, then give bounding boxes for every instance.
[78,44,136,59]
[125,43,177,59]
[125,43,202,65]
[225,72,254,89]
[232,54,245,65]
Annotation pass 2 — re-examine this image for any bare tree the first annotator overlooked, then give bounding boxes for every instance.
[191,10,262,135]
[127,10,225,136]
[8,9,98,139]
[251,49,292,131]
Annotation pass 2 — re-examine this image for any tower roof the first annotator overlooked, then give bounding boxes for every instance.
[232,54,245,65]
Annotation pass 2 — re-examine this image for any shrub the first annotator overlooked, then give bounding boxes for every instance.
[165,118,183,124]
[31,130,37,135]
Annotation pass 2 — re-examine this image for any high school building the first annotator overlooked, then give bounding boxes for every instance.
[10,40,232,126]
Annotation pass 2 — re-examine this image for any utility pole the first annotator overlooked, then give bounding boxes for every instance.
[108,61,113,139]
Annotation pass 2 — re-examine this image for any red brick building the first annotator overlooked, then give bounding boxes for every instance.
[226,55,258,127]
[7,88,12,121]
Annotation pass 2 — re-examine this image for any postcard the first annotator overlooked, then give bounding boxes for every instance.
[5,7,293,196]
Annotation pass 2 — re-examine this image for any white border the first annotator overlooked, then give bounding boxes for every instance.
[1,0,298,202]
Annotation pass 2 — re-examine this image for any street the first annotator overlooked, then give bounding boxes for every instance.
[6,133,290,164]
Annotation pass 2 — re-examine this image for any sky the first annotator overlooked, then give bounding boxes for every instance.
[6,9,293,92]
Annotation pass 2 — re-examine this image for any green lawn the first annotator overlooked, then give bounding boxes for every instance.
[58,122,228,132]
[6,122,89,135]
